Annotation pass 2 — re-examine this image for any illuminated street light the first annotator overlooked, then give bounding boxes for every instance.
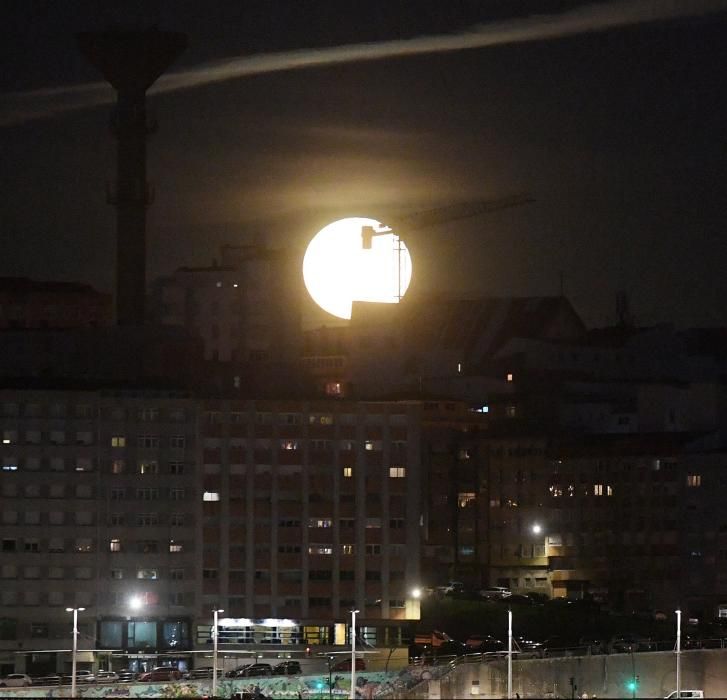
[531,523,542,535]
[675,609,682,699]
[411,588,422,599]
[350,609,359,700]
[129,595,143,611]
[212,608,224,698]
[65,607,86,699]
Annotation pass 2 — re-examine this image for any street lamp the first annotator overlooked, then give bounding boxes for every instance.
[212,608,224,698]
[65,607,86,699]
[129,595,143,611]
[411,588,422,599]
[675,609,682,700]
[350,609,359,700]
[507,608,513,700]
[531,523,542,535]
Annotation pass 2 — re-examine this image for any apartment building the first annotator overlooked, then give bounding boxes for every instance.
[197,399,425,648]
[484,430,727,617]
[0,389,200,676]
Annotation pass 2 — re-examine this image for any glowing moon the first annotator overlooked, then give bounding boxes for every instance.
[303,217,413,320]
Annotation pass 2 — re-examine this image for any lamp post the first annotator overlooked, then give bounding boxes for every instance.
[675,609,682,700]
[507,608,513,700]
[350,609,359,700]
[65,607,85,699]
[212,608,224,698]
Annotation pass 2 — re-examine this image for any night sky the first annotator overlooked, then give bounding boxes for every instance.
[2,0,727,328]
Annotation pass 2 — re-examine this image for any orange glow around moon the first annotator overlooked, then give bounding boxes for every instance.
[303,217,413,320]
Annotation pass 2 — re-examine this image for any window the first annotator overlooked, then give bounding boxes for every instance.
[75,567,92,579]
[137,569,158,580]
[170,513,185,526]
[389,466,406,478]
[343,466,353,478]
[340,570,354,580]
[48,538,64,553]
[506,373,514,382]
[137,540,158,554]
[138,460,158,475]
[110,569,123,580]
[111,435,126,447]
[389,518,405,529]
[308,518,333,528]
[50,430,65,445]
[308,545,332,555]
[169,461,185,475]
[280,439,299,450]
[49,566,64,579]
[75,512,93,525]
[109,513,124,526]
[24,511,40,525]
[278,544,301,554]
[170,488,186,501]
[137,435,160,448]
[594,484,604,496]
[75,538,93,553]
[170,436,186,449]
[76,484,92,498]
[365,544,382,555]
[111,459,125,474]
[340,518,355,529]
[341,544,355,555]
[365,518,381,528]
[458,492,476,507]
[110,488,125,500]
[24,539,40,553]
[279,519,301,527]
[169,540,183,553]
[109,539,122,552]
[138,408,159,422]
[50,457,65,471]
[309,597,331,607]
[136,513,159,526]
[136,488,160,500]
[170,568,184,580]
[202,569,218,579]
[389,599,406,608]
[203,491,220,502]
[31,622,49,638]
[365,569,381,580]
[687,474,702,487]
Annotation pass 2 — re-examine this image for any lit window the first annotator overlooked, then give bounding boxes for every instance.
[325,381,343,396]
[308,518,333,528]
[137,569,158,580]
[280,440,299,450]
[506,373,514,382]
[169,540,183,553]
[308,545,332,555]
[506,405,517,418]
[458,492,476,508]
[594,484,604,496]
[138,460,158,475]
[111,436,125,447]
[109,539,121,552]
[687,474,702,487]
[343,466,353,478]
[341,544,355,555]
[111,459,125,474]
[203,491,220,502]
[389,466,406,478]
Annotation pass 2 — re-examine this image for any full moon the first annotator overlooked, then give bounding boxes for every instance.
[303,217,413,320]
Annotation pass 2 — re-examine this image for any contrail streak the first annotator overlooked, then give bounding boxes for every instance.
[2,0,726,127]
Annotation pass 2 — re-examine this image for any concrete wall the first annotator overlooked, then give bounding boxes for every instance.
[422,649,727,699]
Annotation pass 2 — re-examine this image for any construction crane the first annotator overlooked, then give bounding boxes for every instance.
[360,192,534,300]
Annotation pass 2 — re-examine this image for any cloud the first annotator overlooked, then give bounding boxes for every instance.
[2,0,726,126]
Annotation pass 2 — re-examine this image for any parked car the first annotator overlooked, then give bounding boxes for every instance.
[0,674,32,687]
[185,666,224,679]
[273,661,302,675]
[331,657,366,672]
[138,666,182,682]
[465,634,505,653]
[96,670,120,683]
[225,665,251,678]
[62,670,96,684]
[578,637,605,654]
[479,586,511,600]
[238,663,273,677]
[32,674,61,686]
[116,670,138,683]
[609,634,650,653]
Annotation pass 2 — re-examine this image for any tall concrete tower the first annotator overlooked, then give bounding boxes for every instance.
[77,28,187,326]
